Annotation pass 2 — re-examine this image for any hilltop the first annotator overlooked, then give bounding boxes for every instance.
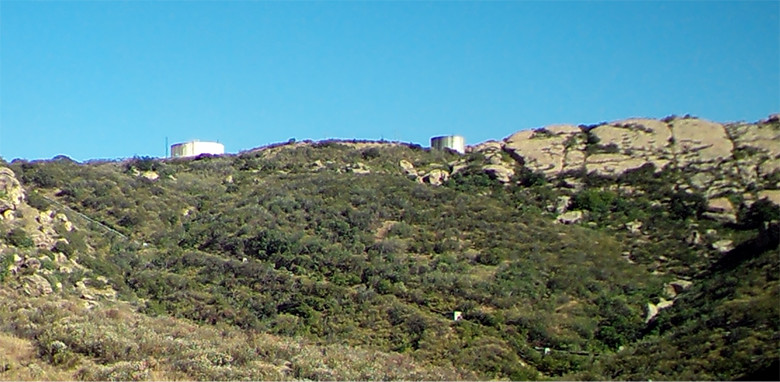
[0,115,778,380]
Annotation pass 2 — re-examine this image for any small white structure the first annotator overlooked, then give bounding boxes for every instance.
[170,140,224,158]
[453,311,463,321]
[431,135,465,154]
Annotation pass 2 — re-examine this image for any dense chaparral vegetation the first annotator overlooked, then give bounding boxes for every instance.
[0,133,778,380]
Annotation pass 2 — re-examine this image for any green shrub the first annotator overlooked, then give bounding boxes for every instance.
[739,198,780,229]
[26,191,51,211]
[7,228,34,248]
[571,189,617,215]
[669,191,706,220]
[53,240,75,258]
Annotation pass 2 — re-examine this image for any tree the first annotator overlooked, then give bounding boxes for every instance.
[740,198,780,229]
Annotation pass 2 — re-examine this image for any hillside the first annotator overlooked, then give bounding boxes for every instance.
[0,115,778,380]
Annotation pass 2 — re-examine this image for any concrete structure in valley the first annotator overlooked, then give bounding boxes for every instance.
[170,141,225,158]
[431,135,465,154]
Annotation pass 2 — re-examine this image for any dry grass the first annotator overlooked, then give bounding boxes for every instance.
[0,288,476,381]
[0,333,74,381]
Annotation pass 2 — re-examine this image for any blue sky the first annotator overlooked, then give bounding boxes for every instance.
[1,1,778,161]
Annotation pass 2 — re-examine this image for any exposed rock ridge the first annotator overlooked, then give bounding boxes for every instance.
[466,115,779,196]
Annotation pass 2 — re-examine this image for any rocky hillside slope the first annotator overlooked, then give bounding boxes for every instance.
[0,114,778,380]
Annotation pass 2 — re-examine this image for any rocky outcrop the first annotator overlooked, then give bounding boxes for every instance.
[585,118,673,176]
[399,160,417,177]
[556,210,583,225]
[645,298,675,323]
[727,122,780,186]
[0,167,25,214]
[703,197,737,224]
[664,280,693,299]
[459,115,780,204]
[757,190,780,206]
[422,169,449,186]
[504,125,582,177]
[22,274,53,297]
[670,119,734,170]
[483,164,514,183]
[711,239,734,253]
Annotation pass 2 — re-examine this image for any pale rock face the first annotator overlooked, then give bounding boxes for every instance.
[625,220,643,234]
[423,169,449,186]
[472,140,504,153]
[702,211,737,224]
[670,119,733,169]
[689,172,715,190]
[711,239,734,253]
[399,160,417,177]
[706,197,735,214]
[703,197,738,223]
[555,196,571,215]
[545,124,582,135]
[726,122,780,185]
[646,298,676,323]
[585,119,674,176]
[728,122,780,155]
[23,274,53,297]
[591,119,673,154]
[657,299,675,310]
[669,280,693,294]
[757,190,780,206]
[645,302,659,323]
[475,118,780,198]
[663,280,694,299]
[585,154,651,176]
[141,171,159,181]
[450,163,468,176]
[31,231,56,250]
[487,154,504,165]
[561,150,586,174]
[0,167,25,213]
[504,125,581,176]
[482,164,514,184]
[758,158,780,179]
[556,210,583,224]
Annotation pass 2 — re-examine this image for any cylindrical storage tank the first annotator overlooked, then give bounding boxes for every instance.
[170,141,225,158]
[430,135,465,154]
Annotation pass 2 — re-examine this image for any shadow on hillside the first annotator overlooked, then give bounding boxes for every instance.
[712,222,779,272]
[736,359,780,381]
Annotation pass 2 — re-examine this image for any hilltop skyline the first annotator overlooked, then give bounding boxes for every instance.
[1,1,778,161]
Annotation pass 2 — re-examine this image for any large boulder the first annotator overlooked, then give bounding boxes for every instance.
[482,164,514,184]
[556,210,584,225]
[22,274,54,297]
[399,160,417,177]
[422,169,449,186]
[703,197,737,224]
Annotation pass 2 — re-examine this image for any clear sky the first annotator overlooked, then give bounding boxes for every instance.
[1,1,778,161]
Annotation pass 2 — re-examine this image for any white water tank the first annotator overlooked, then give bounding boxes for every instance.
[430,135,465,154]
[170,141,225,158]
